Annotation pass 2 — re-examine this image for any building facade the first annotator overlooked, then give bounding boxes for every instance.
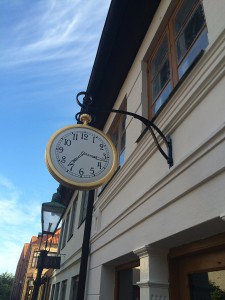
[10,243,29,300]
[48,190,90,300]
[46,0,225,299]
[11,231,60,300]
[83,0,225,299]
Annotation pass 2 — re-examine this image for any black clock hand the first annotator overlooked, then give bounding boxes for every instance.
[67,151,85,170]
[83,152,107,162]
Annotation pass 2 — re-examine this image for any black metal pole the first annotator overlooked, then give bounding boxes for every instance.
[76,190,95,300]
[31,250,48,300]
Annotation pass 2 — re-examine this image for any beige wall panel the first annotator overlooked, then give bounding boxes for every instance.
[203,0,225,44]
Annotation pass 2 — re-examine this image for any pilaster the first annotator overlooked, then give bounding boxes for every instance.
[133,245,169,300]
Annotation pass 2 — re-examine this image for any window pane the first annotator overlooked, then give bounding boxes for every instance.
[151,34,170,105]
[70,276,79,300]
[121,113,126,132]
[110,110,126,166]
[55,283,60,300]
[120,132,126,155]
[152,59,170,101]
[79,192,89,224]
[50,284,55,300]
[68,198,77,238]
[119,149,125,166]
[176,4,206,62]
[59,222,64,251]
[31,251,39,268]
[152,36,168,76]
[60,280,67,300]
[178,27,208,78]
[62,211,70,247]
[153,82,172,115]
[189,270,225,300]
[174,0,197,36]
[111,130,118,149]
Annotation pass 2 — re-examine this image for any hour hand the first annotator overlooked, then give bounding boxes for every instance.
[67,151,85,169]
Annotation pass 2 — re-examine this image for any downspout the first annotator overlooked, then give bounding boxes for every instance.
[76,190,95,300]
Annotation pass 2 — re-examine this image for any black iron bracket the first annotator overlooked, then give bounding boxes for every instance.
[75,92,173,168]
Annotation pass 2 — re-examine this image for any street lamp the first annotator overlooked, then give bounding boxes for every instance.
[31,192,66,300]
[42,192,66,235]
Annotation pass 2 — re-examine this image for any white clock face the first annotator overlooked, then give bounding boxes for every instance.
[46,125,117,189]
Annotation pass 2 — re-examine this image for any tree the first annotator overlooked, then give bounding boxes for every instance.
[0,272,14,300]
[210,282,225,300]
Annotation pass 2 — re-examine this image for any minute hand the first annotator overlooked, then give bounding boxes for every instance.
[84,152,107,162]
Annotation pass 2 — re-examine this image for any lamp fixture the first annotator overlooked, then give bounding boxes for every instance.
[41,192,66,236]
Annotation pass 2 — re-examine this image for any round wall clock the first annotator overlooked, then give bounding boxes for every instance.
[45,115,118,190]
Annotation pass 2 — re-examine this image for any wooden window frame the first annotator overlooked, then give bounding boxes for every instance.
[148,0,207,118]
[168,232,225,300]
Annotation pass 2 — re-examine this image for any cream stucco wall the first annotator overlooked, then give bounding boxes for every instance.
[86,0,225,299]
[48,191,85,300]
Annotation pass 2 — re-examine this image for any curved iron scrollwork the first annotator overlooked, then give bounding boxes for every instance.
[75,91,173,168]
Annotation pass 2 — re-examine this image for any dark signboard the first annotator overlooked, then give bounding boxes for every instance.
[37,255,61,269]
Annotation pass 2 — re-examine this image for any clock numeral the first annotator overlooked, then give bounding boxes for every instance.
[57,147,64,153]
[97,162,102,169]
[99,144,104,150]
[64,139,71,146]
[90,167,95,175]
[103,153,109,159]
[73,133,78,140]
[61,156,66,163]
[93,137,96,143]
[79,168,84,176]
[81,133,88,140]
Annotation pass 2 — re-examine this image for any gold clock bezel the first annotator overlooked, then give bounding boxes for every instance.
[45,124,118,190]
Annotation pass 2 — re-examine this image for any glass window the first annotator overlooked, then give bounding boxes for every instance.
[79,192,89,225]
[151,35,171,102]
[59,221,65,250]
[58,221,64,251]
[189,270,225,300]
[110,102,127,166]
[62,212,70,248]
[31,250,39,268]
[54,282,60,300]
[68,196,77,238]
[59,280,67,300]
[50,284,55,300]
[148,0,208,115]
[69,276,79,300]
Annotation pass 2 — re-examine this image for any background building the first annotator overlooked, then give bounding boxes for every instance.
[11,231,60,300]
[10,243,29,300]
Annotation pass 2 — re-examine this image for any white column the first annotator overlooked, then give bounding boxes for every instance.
[133,245,169,300]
